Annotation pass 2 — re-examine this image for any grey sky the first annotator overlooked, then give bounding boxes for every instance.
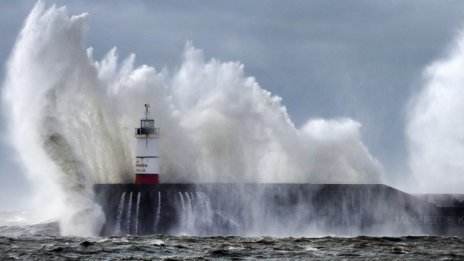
[1,0,464,210]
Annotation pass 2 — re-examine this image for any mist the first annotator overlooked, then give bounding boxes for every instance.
[407,30,464,194]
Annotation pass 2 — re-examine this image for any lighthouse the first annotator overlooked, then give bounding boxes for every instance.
[134,104,160,185]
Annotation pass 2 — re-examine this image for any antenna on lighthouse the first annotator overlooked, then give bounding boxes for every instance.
[145,103,150,119]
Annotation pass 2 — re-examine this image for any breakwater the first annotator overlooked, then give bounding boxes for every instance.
[94,184,464,236]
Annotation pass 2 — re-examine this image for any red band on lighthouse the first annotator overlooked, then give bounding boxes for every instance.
[135,174,159,185]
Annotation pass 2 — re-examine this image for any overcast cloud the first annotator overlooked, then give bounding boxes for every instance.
[1,0,464,210]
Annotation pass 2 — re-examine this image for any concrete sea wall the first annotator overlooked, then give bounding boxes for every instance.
[94,184,464,236]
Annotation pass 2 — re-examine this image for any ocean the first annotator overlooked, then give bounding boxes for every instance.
[1,222,463,260]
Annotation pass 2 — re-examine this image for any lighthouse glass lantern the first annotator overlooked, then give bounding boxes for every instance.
[134,104,160,185]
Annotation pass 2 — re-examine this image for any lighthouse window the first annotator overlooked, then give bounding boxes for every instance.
[141,120,154,128]
[139,119,155,134]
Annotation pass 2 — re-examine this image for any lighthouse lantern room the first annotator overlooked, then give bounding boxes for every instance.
[134,103,160,185]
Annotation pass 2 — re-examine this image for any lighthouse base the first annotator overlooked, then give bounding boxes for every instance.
[135,174,159,185]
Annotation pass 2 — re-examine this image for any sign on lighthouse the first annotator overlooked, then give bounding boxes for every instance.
[134,104,160,185]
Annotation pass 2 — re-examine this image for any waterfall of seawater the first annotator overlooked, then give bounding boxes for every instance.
[153,192,161,231]
[185,192,194,232]
[177,192,186,233]
[197,192,213,227]
[115,192,126,235]
[174,191,213,235]
[135,192,141,234]
[110,191,215,235]
[125,192,133,233]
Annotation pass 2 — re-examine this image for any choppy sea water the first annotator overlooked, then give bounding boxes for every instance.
[1,223,464,260]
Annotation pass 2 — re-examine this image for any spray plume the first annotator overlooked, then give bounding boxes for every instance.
[407,30,464,193]
[2,2,382,235]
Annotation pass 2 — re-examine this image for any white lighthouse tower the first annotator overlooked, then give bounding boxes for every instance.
[134,104,160,185]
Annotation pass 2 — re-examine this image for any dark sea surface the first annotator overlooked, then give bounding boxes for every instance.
[1,223,464,260]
